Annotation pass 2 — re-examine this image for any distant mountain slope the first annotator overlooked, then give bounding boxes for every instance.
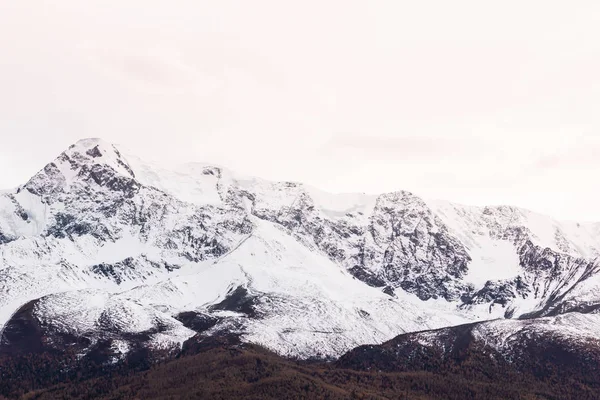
[1,138,599,361]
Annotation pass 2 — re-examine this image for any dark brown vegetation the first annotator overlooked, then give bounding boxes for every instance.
[338,322,600,400]
[1,332,598,400]
[2,305,600,400]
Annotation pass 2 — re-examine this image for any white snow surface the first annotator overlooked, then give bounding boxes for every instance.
[1,138,600,358]
[463,238,522,288]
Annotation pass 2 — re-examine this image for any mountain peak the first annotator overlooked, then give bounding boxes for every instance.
[23,138,136,196]
[64,138,133,175]
[69,137,109,150]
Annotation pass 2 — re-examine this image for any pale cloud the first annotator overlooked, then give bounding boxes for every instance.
[1,1,600,220]
[322,134,495,161]
[93,49,203,94]
[534,141,600,170]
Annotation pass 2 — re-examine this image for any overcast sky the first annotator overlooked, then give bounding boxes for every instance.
[1,1,600,220]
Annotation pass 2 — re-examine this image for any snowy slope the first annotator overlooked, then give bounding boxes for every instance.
[30,218,472,358]
[1,138,600,359]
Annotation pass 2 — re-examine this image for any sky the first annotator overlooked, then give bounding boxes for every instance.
[1,1,600,221]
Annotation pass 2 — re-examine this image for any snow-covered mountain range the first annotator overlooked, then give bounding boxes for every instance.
[1,138,599,361]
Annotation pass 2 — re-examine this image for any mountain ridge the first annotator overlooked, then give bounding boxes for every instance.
[1,137,599,365]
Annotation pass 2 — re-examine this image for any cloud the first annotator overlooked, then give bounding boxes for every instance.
[320,134,495,162]
[85,45,221,95]
[534,141,600,170]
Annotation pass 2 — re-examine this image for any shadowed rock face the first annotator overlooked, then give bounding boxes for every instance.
[0,231,12,245]
[252,190,473,301]
[175,311,221,333]
[251,185,600,310]
[461,276,530,317]
[209,286,260,318]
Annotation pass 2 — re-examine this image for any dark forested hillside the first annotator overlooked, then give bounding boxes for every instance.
[1,333,598,400]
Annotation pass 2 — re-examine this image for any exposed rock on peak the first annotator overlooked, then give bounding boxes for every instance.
[24,138,136,199]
